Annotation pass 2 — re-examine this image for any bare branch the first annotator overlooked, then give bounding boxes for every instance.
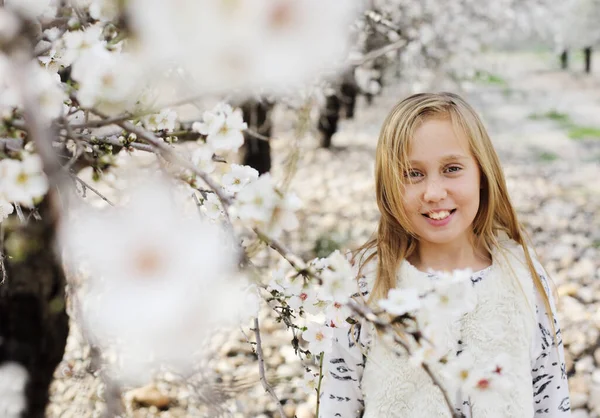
[350,38,408,67]
[253,317,287,418]
[67,172,115,206]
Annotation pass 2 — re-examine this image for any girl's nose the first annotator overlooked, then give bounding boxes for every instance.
[423,178,447,202]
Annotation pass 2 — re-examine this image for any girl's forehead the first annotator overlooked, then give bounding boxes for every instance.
[406,117,472,164]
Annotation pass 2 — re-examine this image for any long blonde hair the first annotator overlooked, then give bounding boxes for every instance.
[354,92,556,335]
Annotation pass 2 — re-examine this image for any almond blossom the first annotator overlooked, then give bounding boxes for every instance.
[192,104,247,152]
[0,200,14,222]
[303,321,334,355]
[190,145,216,174]
[142,108,178,132]
[127,0,360,95]
[221,164,259,195]
[234,173,301,237]
[59,178,248,385]
[318,250,357,304]
[378,288,422,317]
[300,369,320,395]
[0,155,49,208]
[200,192,224,221]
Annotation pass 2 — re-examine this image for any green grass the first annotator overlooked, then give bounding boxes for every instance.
[528,110,600,141]
[568,126,600,140]
[528,110,572,124]
[473,70,508,86]
[538,151,558,162]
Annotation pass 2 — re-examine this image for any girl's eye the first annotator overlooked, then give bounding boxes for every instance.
[405,170,422,178]
[446,166,461,173]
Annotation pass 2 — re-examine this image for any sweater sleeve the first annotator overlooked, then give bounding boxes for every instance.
[318,323,369,418]
[531,269,571,416]
[318,259,375,418]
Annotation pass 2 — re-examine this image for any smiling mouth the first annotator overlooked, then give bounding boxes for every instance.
[422,209,457,220]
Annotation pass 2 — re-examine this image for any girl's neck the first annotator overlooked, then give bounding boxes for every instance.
[407,238,492,273]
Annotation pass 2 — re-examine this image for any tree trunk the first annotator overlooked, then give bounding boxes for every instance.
[560,50,568,70]
[584,47,592,74]
[318,95,341,148]
[241,100,273,175]
[0,197,69,418]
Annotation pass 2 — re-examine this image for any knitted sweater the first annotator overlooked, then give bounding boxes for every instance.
[318,237,571,417]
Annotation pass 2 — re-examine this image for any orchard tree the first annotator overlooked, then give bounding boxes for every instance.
[0,1,554,418]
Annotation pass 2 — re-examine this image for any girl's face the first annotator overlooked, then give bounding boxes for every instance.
[401,116,481,246]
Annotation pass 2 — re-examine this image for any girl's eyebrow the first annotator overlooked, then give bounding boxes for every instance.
[409,154,469,165]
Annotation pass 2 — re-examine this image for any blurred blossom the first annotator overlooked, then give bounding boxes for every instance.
[0,362,28,418]
[0,200,15,222]
[200,192,224,221]
[234,173,301,237]
[142,108,178,132]
[59,178,249,386]
[192,103,247,152]
[378,288,421,317]
[4,0,53,19]
[318,250,356,304]
[71,48,141,114]
[60,24,107,68]
[127,0,361,95]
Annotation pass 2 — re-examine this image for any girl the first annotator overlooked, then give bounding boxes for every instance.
[318,92,570,417]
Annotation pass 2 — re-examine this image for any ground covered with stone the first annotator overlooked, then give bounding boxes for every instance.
[47,51,600,417]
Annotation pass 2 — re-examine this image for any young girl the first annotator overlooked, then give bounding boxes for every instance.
[318,92,570,417]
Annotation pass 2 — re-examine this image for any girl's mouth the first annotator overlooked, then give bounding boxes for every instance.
[422,209,456,226]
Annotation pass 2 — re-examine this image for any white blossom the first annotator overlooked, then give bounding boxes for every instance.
[60,24,107,67]
[190,145,216,174]
[221,164,259,195]
[0,362,28,418]
[201,193,223,221]
[127,0,361,95]
[142,108,178,132]
[192,104,247,152]
[0,200,14,222]
[59,178,247,386]
[324,301,352,329]
[378,288,421,317]
[0,156,49,207]
[303,321,333,355]
[71,47,140,114]
[300,369,320,395]
[5,0,52,19]
[319,250,356,303]
[235,173,279,226]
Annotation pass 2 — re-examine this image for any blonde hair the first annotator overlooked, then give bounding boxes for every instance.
[354,92,556,336]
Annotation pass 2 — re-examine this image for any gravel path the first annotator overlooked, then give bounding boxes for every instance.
[47,50,600,417]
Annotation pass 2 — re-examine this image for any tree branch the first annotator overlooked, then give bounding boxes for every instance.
[253,317,287,418]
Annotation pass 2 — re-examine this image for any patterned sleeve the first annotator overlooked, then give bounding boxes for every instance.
[318,322,369,418]
[318,262,375,418]
[531,269,571,416]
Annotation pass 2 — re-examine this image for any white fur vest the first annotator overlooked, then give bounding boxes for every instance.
[361,237,538,418]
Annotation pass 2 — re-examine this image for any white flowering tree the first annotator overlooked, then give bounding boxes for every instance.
[0,1,558,417]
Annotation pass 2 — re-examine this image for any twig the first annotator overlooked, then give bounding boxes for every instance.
[315,353,325,417]
[0,223,6,285]
[253,317,287,418]
[93,111,232,208]
[347,299,460,418]
[349,38,408,67]
[253,228,307,273]
[67,172,115,206]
